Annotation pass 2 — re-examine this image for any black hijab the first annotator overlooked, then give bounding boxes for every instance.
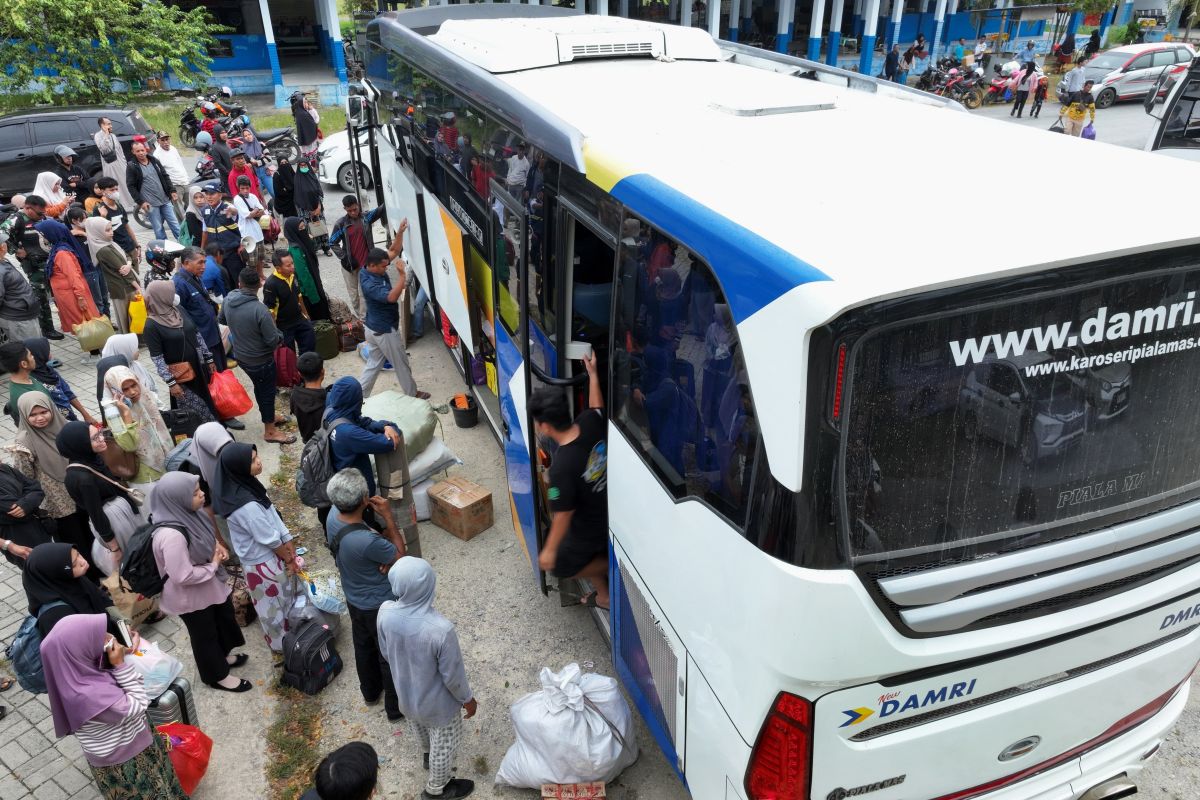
[211,442,271,517]
[23,542,110,616]
[55,420,108,472]
[275,160,297,218]
[284,216,321,274]
[291,94,318,147]
[293,164,322,215]
[24,337,59,386]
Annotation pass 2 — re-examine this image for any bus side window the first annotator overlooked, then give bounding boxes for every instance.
[611,212,758,526]
[1162,81,1200,148]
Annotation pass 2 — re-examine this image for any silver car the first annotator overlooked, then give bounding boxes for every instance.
[1056,43,1194,108]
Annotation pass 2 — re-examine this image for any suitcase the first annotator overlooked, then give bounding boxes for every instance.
[314,321,340,360]
[281,620,342,696]
[147,677,199,728]
[338,320,364,353]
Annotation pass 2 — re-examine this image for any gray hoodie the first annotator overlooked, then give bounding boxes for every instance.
[219,288,281,367]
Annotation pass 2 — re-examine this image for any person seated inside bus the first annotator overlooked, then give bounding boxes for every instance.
[530,352,609,610]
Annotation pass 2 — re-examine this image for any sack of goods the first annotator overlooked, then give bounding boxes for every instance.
[157,723,213,795]
[74,315,115,351]
[305,569,348,616]
[495,662,639,789]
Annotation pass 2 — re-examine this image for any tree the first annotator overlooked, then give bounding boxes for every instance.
[1169,0,1200,39]
[0,0,224,104]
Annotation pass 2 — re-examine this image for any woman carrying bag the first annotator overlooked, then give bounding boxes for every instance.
[34,220,102,350]
[149,472,251,692]
[6,395,95,567]
[56,421,145,577]
[212,443,298,652]
[40,613,187,800]
[101,366,172,495]
[141,281,220,425]
[283,216,332,322]
[83,218,140,335]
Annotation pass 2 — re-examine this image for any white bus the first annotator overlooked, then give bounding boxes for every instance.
[352,8,1200,799]
[1146,57,1200,160]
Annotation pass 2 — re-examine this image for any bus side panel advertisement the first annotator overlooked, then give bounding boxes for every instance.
[419,196,476,355]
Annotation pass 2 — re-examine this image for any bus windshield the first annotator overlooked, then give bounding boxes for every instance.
[843,261,1200,559]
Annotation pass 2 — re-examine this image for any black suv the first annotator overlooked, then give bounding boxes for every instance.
[0,107,154,202]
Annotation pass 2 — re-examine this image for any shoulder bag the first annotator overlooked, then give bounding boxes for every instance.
[99,428,140,480]
[65,463,146,506]
[168,360,196,383]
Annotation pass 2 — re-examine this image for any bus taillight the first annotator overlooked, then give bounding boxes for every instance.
[745,692,812,800]
[831,343,848,421]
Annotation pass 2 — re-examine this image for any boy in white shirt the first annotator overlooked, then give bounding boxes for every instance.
[233,176,266,274]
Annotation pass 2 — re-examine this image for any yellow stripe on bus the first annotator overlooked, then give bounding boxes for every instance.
[437,206,469,302]
[581,139,638,194]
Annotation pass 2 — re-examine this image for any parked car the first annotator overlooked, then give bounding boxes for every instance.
[1057,43,1195,108]
[960,354,1088,464]
[317,129,374,192]
[0,107,154,202]
[1065,345,1132,422]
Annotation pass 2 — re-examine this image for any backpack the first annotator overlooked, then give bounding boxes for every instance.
[5,601,67,694]
[328,522,373,558]
[120,521,189,597]
[280,620,342,695]
[297,417,352,508]
[275,344,300,388]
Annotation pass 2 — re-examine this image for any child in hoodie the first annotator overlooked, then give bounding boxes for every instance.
[291,351,327,443]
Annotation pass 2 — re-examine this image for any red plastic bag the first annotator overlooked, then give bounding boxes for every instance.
[209,368,253,419]
[275,344,300,388]
[158,723,212,795]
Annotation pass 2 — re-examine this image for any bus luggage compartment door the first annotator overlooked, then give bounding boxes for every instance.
[809,595,1200,800]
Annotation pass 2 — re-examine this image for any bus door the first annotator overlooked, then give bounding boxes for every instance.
[490,179,558,591]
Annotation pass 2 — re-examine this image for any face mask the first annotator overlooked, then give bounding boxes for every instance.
[299,166,309,173]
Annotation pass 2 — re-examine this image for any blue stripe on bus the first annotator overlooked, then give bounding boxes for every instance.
[607,173,830,323]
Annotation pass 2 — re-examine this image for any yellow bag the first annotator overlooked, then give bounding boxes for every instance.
[73,315,115,352]
[129,294,147,334]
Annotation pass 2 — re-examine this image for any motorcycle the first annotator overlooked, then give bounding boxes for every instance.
[179,104,202,148]
[224,114,301,164]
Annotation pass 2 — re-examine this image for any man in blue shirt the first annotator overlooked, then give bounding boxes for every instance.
[174,246,227,372]
[202,242,228,300]
[199,182,245,280]
[358,219,431,399]
[325,468,407,723]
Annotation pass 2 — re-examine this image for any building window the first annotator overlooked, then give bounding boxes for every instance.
[611,212,758,526]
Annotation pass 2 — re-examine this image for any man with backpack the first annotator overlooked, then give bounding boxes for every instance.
[325,468,407,723]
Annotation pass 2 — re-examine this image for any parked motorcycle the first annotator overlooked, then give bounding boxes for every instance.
[224,115,301,164]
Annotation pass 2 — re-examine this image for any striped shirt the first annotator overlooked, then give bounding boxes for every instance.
[73,664,153,767]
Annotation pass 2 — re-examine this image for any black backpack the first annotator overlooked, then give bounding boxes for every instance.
[296,417,351,508]
[281,620,342,695]
[120,521,189,597]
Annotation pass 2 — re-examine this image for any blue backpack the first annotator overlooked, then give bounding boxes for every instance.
[5,601,67,694]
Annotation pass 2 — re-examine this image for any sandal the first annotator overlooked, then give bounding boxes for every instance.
[264,433,297,445]
[578,591,610,611]
[0,677,12,692]
[414,390,431,400]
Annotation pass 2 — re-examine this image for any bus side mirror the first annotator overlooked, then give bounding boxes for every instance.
[347,95,369,127]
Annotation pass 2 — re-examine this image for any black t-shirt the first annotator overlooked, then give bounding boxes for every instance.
[548,409,608,554]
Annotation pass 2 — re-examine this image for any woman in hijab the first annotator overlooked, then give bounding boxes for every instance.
[212,443,298,652]
[96,333,160,409]
[57,421,143,576]
[183,188,207,246]
[102,366,172,492]
[293,160,332,255]
[65,206,110,317]
[274,158,298,219]
[22,543,114,637]
[41,614,187,800]
[24,337,99,425]
[190,421,236,548]
[141,280,219,425]
[283,216,332,321]
[35,219,100,338]
[0,462,49,569]
[84,217,139,335]
[150,472,251,692]
[31,171,72,218]
[291,92,320,156]
[5,394,94,565]
[377,558,476,800]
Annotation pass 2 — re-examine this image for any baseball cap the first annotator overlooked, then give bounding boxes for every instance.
[155,130,170,139]
[230,148,245,158]
[202,182,222,193]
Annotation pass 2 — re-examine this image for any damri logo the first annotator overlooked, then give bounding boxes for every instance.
[840,679,978,727]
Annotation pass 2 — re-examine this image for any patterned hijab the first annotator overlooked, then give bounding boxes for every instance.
[102,365,172,473]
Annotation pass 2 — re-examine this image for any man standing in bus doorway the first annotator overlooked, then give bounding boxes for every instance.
[531,352,609,610]
[358,226,432,401]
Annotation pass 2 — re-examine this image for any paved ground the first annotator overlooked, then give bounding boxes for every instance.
[971,96,1159,149]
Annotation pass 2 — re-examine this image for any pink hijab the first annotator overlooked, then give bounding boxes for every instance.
[40,614,130,737]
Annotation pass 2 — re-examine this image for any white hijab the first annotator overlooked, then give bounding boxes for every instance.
[101,333,158,398]
[32,172,66,205]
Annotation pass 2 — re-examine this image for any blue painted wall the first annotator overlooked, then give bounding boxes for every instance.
[208,35,271,71]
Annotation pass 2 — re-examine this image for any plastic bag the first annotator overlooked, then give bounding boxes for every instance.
[496,663,638,788]
[305,569,348,616]
[361,389,437,456]
[74,315,115,352]
[409,439,462,486]
[285,575,340,635]
[124,640,184,697]
[158,723,213,795]
[208,369,253,419]
[1082,123,1096,140]
[128,295,147,335]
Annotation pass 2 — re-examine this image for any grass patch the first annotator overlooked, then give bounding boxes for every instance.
[266,682,325,800]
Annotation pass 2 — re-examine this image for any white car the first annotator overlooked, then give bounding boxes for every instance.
[317,129,373,192]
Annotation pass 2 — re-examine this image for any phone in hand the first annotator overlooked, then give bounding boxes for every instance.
[116,618,134,649]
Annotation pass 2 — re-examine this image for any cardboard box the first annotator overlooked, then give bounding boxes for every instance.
[541,784,606,799]
[428,476,493,541]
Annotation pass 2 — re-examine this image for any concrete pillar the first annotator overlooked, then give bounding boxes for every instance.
[1066,11,1081,35]
[1098,5,1114,40]
[827,0,844,64]
[808,0,827,60]
[918,0,928,10]
[729,0,743,40]
[709,0,721,37]
[326,0,346,81]
[258,0,283,87]
[929,0,947,61]
[852,0,863,37]
[886,0,902,50]
[1117,0,1133,25]
[682,0,692,27]
[620,0,629,17]
[777,0,794,52]
[859,0,880,72]
[598,0,609,16]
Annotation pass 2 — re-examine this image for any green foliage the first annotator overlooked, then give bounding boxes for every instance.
[1067,0,1114,14]
[1111,20,1141,45]
[0,0,225,105]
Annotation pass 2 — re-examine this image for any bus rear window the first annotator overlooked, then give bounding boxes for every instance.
[843,264,1200,558]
